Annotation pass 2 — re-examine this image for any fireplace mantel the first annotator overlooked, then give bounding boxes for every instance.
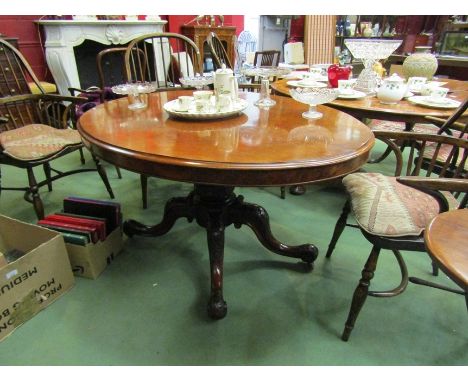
[36,20,167,95]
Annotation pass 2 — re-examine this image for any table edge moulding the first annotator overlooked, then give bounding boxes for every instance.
[36,20,167,95]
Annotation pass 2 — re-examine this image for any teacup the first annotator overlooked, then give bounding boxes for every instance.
[194,99,211,113]
[217,94,232,112]
[428,87,449,103]
[338,79,355,95]
[176,96,192,112]
[407,76,427,91]
[420,82,443,96]
[193,90,213,101]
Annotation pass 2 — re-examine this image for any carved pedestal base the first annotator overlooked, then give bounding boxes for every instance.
[123,184,318,319]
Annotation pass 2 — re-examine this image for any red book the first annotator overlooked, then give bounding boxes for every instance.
[37,219,100,244]
[43,214,106,241]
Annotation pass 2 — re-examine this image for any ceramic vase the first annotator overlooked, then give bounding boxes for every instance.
[402,46,438,80]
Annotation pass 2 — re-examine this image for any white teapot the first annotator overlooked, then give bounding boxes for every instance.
[377,73,407,104]
[213,64,238,101]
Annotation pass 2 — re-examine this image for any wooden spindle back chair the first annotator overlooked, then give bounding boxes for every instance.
[253,50,281,67]
[0,93,115,219]
[206,32,233,70]
[125,32,202,88]
[325,124,468,341]
[0,38,44,97]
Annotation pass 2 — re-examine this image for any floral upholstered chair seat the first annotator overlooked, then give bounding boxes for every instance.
[0,124,82,161]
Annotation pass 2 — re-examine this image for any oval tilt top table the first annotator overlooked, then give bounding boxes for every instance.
[78,90,374,319]
[271,78,468,124]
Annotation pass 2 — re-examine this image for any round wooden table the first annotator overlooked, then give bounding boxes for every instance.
[272,77,468,124]
[424,209,468,308]
[78,90,374,319]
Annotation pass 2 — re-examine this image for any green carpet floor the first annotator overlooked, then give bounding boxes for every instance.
[0,145,466,366]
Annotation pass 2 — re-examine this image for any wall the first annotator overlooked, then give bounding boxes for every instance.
[0,15,244,82]
[0,15,50,81]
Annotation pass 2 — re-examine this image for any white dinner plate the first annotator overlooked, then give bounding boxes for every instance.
[407,96,461,109]
[286,80,327,88]
[409,81,448,94]
[337,90,367,100]
[163,98,248,120]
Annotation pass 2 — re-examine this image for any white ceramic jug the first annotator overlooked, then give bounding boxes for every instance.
[377,74,407,104]
[213,64,238,101]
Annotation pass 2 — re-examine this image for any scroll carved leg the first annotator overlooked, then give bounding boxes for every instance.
[228,196,318,267]
[123,195,194,237]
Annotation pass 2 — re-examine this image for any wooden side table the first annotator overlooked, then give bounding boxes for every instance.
[181,25,237,70]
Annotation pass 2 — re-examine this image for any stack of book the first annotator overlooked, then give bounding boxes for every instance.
[37,197,122,246]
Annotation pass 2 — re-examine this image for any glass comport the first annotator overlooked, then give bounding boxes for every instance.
[344,39,402,95]
[179,73,214,90]
[242,66,291,107]
[289,87,339,120]
[111,82,156,110]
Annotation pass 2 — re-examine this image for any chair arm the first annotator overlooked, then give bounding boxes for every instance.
[424,115,466,133]
[0,93,88,105]
[397,176,468,193]
[397,176,468,212]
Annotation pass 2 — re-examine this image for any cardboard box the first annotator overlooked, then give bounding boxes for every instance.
[66,227,124,279]
[0,215,74,342]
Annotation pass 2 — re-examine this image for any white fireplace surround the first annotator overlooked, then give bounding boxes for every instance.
[36,20,167,95]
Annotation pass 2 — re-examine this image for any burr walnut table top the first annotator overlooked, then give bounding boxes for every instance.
[78,90,375,187]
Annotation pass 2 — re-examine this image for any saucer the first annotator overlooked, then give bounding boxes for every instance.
[287,80,327,88]
[337,90,366,99]
[407,96,461,109]
[426,97,450,105]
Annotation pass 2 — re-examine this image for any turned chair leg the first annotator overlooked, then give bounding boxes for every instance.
[342,245,381,341]
[79,148,85,164]
[280,186,285,199]
[27,167,45,220]
[141,174,148,209]
[115,166,122,179]
[43,163,53,191]
[92,155,114,199]
[326,200,351,258]
[431,261,439,276]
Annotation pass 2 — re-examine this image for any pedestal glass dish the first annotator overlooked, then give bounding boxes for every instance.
[243,66,291,107]
[179,74,214,90]
[112,82,156,110]
[344,39,402,94]
[289,87,339,120]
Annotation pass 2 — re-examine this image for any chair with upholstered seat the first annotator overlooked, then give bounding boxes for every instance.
[206,32,233,71]
[0,93,115,219]
[325,124,468,341]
